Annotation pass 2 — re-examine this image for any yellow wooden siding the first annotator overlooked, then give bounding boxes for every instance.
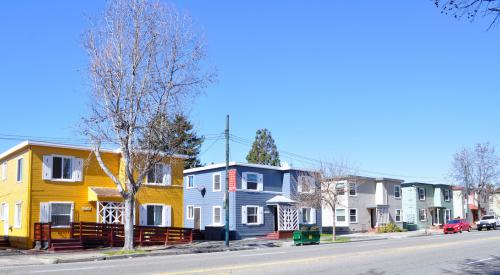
[0,150,31,248]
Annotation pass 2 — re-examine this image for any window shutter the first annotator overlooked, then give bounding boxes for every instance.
[257,207,264,225]
[40,203,49,223]
[297,176,303,193]
[163,205,172,227]
[72,158,83,182]
[1,162,6,181]
[70,203,74,223]
[162,165,171,186]
[257,174,263,191]
[241,206,247,224]
[242,172,247,190]
[42,156,52,180]
[310,208,317,224]
[139,205,147,225]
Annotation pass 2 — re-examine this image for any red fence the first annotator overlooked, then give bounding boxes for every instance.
[34,222,195,248]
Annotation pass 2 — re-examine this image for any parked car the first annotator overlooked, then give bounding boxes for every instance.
[477,215,500,231]
[443,219,471,234]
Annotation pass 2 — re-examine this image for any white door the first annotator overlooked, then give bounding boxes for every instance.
[2,203,8,236]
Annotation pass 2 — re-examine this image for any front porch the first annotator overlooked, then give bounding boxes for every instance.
[264,196,300,240]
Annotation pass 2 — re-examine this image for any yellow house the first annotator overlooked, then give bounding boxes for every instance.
[0,141,185,249]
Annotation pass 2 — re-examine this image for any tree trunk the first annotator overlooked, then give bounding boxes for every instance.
[331,206,336,241]
[123,195,135,250]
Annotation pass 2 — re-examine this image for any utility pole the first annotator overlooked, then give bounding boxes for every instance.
[225,115,230,247]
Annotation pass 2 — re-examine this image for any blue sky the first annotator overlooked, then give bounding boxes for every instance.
[1,1,499,183]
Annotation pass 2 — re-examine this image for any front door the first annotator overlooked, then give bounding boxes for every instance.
[194,207,201,230]
[370,209,376,228]
[2,203,8,236]
[271,206,278,231]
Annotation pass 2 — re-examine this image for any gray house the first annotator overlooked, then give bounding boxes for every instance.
[183,162,321,240]
[321,176,403,233]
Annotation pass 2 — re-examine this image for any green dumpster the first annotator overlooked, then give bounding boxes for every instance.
[293,230,320,246]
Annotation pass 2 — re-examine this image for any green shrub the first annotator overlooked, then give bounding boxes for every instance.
[377,222,403,233]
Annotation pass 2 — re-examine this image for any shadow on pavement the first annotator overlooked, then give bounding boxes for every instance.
[441,255,500,275]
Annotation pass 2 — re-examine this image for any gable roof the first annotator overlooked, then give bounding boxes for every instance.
[184,162,315,174]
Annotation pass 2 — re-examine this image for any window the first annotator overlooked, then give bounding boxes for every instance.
[444,209,451,222]
[349,209,358,223]
[301,208,312,224]
[246,206,258,224]
[395,209,402,222]
[299,176,315,193]
[419,208,427,221]
[52,156,73,180]
[213,206,222,225]
[50,203,73,227]
[146,205,163,226]
[187,205,194,219]
[246,173,258,190]
[1,162,6,181]
[443,189,450,202]
[14,202,22,228]
[335,209,346,222]
[16,158,23,182]
[147,164,170,185]
[213,173,221,192]
[349,183,357,196]
[187,175,194,188]
[335,183,346,195]
[418,188,426,200]
[394,185,401,198]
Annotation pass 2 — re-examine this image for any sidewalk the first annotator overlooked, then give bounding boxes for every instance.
[341,229,444,242]
[0,239,287,267]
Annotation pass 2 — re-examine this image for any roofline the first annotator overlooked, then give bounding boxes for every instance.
[184,162,315,174]
[402,182,453,187]
[322,175,404,183]
[0,140,189,160]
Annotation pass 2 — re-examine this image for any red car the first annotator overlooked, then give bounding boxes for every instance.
[443,219,471,234]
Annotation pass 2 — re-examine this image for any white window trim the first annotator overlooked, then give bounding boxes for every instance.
[50,155,75,182]
[49,201,74,228]
[145,164,170,186]
[1,161,6,182]
[186,205,194,220]
[194,206,202,228]
[395,209,402,222]
[394,185,401,199]
[334,181,347,196]
[444,209,451,222]
[299,176,315,194]
[348,183,357,197]
[212,206,222,225]
[335,208,347,223]
[419,208,427,222]
[244,173,260,191]
[444,189,451,202]
[14,201,22,228]
[186,175,195,189]
[245,205,260,225]
[16,157,23,183]
[349,208,358,223]
[418,188,426,201]
[143,203,166,226]
[0,202,6,221]
[212,172,222,192]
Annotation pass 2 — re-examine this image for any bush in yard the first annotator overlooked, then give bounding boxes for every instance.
[377,222,403,233]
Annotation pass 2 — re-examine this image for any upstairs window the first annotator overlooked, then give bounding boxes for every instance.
[298,176,315,194]
[187,175,194,188]
[147,163,171,185]
[443,189,451,202]
[349,183,357,196]
[394,185,401,198]
[213,173,221,191]
[246,173,258,190]
[52,156,73,180]
[335,183,346,196]
[16,158,23,182]
[418,188,426,201]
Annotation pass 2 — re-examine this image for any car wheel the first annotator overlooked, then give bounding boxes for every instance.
[494,224,497,230]
[468,227,471,232]
[460,228,463,233]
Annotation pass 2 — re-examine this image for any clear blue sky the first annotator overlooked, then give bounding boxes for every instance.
[1,1,499,183]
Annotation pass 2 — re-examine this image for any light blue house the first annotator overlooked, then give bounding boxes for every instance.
[183,162,321,240]
[402,182,454,230]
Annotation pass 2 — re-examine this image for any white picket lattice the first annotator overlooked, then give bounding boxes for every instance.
[97,202,124,224]
[278,205,299,231]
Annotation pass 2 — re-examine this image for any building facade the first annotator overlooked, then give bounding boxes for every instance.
[321,176,403,233]
[183,162,321,239]
[402,182,454,230]
[489,190,500,217]
[0,141,185,248]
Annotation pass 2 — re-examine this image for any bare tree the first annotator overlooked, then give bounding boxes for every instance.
[82,0,214,250]
[434,0,500,29]
[301,160,356,241]
[451,142,500,223]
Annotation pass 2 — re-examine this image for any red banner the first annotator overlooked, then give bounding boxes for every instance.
[229,169,237,192]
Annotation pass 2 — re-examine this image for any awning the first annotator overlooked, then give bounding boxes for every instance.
[266,195,297,205]
[88,187,122,202]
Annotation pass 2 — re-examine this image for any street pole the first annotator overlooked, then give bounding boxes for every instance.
[225,115,230,247]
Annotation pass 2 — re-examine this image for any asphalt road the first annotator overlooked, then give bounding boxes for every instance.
[1,230,500,275]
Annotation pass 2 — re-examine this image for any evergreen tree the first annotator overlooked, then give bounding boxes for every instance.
[168,114,205,169]
[246,129,281,166]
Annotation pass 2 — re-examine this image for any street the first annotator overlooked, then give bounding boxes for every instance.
[1,230,500,275]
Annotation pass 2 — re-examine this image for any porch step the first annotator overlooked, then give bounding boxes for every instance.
[259,232,280,240]
[48,239,83,252]
[0,238,10,248]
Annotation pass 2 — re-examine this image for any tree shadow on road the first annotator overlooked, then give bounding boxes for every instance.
[440,255,500,274]
[358,269,386,275]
